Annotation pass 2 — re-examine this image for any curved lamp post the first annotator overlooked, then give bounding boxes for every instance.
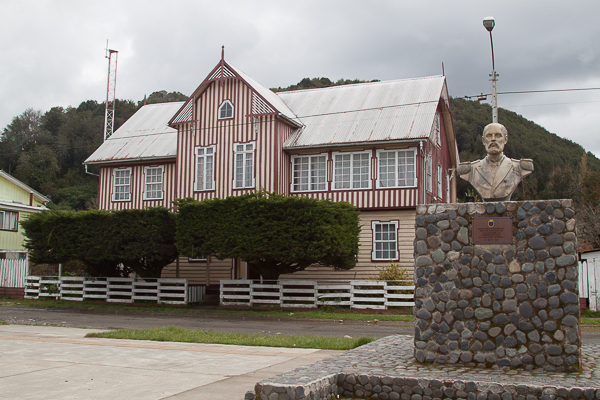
[483,16,499,123]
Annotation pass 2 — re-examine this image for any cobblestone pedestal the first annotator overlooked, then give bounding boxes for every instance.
[250,335,600,400]
[413,200,580,372]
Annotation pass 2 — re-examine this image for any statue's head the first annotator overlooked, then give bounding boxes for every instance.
[482,123,508,157]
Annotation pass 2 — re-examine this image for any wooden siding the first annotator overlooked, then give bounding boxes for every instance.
[162,256,232,285]
[423,104,457,204]
[0,211,35,250]
[0,177,45,207]
[280,209,416,281]
[98,161,176,210]
[175,79,296,201]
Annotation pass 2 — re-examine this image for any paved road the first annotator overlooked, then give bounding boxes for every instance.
[2,306,599,399]
[0,305,414,338]
[0,324,341,399]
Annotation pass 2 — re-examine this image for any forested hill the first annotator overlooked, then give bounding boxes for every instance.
[0,91,187,209]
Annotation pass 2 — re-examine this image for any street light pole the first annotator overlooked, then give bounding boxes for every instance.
[483,16,498,123]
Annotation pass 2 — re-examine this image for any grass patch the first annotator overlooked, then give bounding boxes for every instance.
[1,298,412,322]
[582,318,600,326]
[0,319,8,325]
[86,326,375,350]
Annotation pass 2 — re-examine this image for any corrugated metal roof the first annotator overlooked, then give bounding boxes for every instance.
[228,64,300,124]
[84,102,183,164]
[85,74,449,164]
[278,76,446,149]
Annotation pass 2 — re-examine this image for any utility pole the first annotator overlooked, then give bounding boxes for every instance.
[104,41,118,141]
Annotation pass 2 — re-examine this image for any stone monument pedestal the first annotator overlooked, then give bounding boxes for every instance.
[413,200,580,372]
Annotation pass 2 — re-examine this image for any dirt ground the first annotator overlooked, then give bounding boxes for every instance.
[0,305,413,338]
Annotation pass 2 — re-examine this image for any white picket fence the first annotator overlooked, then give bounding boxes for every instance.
[220,279,415,310]
[579,257,600,311]
[24,276,204,305]
[0,258,28,288]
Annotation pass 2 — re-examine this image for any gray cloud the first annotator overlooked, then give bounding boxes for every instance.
[1,0,599,157]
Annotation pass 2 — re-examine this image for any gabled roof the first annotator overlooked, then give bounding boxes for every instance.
[279,76,449,149]
[0,170,49,204]
[169,60,300,127]
[84,102,183,165]
[84,61,455,165]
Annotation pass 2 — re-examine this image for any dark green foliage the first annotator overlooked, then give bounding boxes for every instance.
[20,208,177,278]
[176,192,360,280]
[139,91,188,107]
[113,208,178,278]
[271,77,380,92]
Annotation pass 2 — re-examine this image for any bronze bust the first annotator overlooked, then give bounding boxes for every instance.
[457,123,533,201]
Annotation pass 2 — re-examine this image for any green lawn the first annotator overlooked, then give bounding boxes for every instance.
[86,326,375,350]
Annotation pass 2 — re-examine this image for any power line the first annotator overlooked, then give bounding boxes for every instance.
[464,87,600,100]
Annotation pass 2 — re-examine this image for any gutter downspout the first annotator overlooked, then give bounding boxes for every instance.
[85,164,99,177]
[419,140,426,204]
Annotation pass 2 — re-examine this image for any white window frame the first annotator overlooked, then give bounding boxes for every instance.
[112,168,132,201]
[332,151,371,190]
[0,210,18,232]
[426,152,433,193]
[376,148,417,189]
[218,100,234,119]
[437,164,443,199]
[143,166,164,200]
[371,220,399,261]
[291,153,328,192]
[233,142,255,189]
[195,146,215,191]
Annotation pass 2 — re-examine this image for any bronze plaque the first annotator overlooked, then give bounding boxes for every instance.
[472,217,513,244]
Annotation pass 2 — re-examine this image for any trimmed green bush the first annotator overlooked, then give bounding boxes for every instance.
[176,191,360,280]
[21,207,177,278]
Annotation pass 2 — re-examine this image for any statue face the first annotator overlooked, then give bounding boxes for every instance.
[482,124,507,156]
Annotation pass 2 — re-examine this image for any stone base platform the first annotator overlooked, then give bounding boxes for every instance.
[250,335,600,400]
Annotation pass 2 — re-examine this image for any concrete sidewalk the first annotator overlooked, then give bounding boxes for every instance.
[0,325,341,399]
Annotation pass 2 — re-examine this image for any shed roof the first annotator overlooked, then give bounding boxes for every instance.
[84,102,183,165]
[278,76,448,149]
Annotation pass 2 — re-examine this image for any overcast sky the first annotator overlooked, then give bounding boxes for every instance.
[2,0,599,158]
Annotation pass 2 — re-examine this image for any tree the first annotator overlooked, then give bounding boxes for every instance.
[176,192,360,280]
[113,208,178,278]
[13,145,59,192]
[21,208,177,278]
[139,90,188,106]
[0,108,49,174]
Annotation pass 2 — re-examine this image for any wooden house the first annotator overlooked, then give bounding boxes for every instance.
[84,55,459,285]
[0,170,49,257]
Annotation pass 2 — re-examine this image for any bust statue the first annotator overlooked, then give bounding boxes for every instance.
[457,123,533,201]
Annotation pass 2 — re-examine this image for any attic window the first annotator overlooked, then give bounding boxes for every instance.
[219,101,234,119]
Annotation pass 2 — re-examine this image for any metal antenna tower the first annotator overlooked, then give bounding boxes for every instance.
[103,41,118,141]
